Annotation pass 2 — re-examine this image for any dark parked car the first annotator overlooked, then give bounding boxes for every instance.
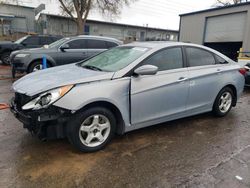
[10,35,123,76]
[0,35,62,65]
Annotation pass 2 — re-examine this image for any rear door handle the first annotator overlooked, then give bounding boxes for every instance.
[178,77,188,82]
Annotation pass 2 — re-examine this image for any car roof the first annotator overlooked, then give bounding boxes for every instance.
[121,41,220,51]
[75,35,123,44]
[122,41,199,49]
[120,41,233,63]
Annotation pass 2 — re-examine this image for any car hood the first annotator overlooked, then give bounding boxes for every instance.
[13,63,115,96]
[14,47,55,54]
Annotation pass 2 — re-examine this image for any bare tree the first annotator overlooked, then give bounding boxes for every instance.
[215,0,249,6]
[58,0,133,35]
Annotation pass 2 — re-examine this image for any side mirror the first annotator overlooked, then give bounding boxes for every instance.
[21,42,27,46]
[134,65,158,76]
[60,43,69,51]
[43,44,49,49]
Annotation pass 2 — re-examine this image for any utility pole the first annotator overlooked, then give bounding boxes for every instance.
[145,24,148,41]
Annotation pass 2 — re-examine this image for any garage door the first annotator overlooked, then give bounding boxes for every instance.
[204,12,247,43]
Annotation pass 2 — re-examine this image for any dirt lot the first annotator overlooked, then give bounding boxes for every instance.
[1,65,250,188]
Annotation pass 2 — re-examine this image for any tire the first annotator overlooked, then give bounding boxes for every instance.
[11,65,16,78]
[67,107,116,152]
[213,87,234,117]
[28,60,50,73]
[1,52,11,65]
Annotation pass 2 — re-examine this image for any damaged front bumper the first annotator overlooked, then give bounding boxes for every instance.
[10,97,71,140]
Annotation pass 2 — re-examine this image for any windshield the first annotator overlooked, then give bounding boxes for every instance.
[14,36,28,44]
[48,37,70,48]
[80,46,150,72]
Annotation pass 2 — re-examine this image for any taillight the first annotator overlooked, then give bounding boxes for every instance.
[239,68,247,75]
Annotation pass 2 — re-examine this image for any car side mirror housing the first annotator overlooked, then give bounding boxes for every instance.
[134,65,158,76]
[21,42,27,46]
[60,43,69,51]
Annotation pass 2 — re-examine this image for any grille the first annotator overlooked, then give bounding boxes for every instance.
[14,93,32,110]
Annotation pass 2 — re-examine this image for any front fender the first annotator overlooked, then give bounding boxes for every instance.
[53,78,131,127]
[28,55,56,66]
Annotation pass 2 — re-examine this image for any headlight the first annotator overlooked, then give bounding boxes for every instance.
[22,85,74,110]
[15,53,29,58]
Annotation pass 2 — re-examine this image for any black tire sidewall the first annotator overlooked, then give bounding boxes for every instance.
[67,107,116,152]
[213,87,234,117]
[1,52,10,65]
[28,60,49,73]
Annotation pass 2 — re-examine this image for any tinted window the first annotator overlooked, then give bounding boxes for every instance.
[215,55,228,64]
[142,47,183,71]
[42,37,58,45]
[67,39,87,49]
[23,36,40,45]
[106,41,118,48]
[40,37,47,45]
[87,39,107,49]
[186,47,215,67]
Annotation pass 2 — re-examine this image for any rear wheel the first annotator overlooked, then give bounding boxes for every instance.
[213,87,234,117]
[1,52,11,65]
[67,107,116,152]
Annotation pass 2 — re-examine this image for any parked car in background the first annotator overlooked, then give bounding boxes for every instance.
[10,35,123,76]
[0,35,62,65]
[10,42,245,152]
[244,63,250,86]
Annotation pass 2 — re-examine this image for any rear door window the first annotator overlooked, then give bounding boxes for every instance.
[86,39,107,49]
[186,47,216,67]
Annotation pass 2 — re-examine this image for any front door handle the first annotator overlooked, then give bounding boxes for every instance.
[178,77,188,82]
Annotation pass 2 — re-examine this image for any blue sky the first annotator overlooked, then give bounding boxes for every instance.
[23,0,216,30]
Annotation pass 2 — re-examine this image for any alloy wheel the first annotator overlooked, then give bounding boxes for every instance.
[79,114,111,147]
[219,91,232,113]
[33,64,43,72]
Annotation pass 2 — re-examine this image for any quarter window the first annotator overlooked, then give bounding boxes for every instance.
[106,41,118,48]
[215,55,228,64]
[142,47,183,71]
[86,39,107,49]
[186,47,216,67]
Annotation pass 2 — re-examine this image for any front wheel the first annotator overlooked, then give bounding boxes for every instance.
[213,87,234,117]
[67,107,116,152]
[28,60,50,73]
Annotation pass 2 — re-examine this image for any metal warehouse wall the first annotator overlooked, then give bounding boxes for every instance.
[38,14,178,42]
[179,4,250,52]
[0,4,35,33]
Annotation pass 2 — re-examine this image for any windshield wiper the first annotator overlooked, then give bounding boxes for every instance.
[82,65,103,71]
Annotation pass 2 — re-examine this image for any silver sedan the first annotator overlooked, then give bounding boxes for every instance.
[10,42,245,152]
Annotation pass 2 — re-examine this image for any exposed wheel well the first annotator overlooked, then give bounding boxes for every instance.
[80,101,125,135]
[222,84,237,106]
